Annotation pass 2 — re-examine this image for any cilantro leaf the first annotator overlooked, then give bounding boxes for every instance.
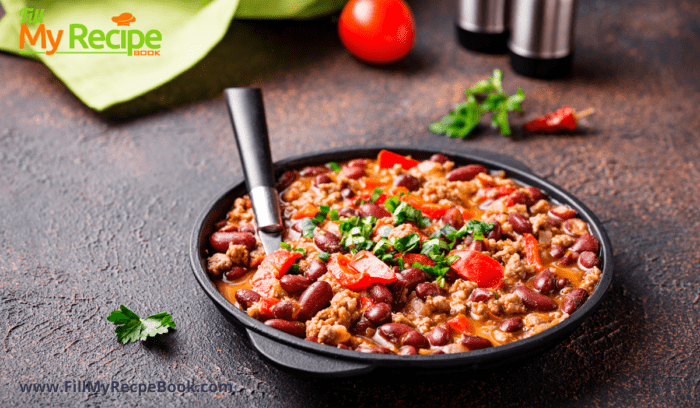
[370,188,383,203]
[329,209,340,222]
[280,242,292,250]
[338,216,378,254]
[430,69,525,139]
[317,252,330,263]
[328,162,341,173]
[107,305,175,344]
[384,197,425,226]
[313,205,330,224]
[301,218,316,238]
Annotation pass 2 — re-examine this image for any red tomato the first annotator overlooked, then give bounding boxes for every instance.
[328,253,372,290]
[338,0,416,64]
[523,233,544,272]
[348,251,397,284]
[400,253,435,267]
[450,250,504,289]
[447,314,474,334]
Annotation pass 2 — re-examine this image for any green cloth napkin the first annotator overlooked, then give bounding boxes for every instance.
[0,0,344,111]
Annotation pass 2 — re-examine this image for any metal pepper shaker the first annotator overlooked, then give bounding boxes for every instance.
[455,0,509,54]
[508,0,577,78]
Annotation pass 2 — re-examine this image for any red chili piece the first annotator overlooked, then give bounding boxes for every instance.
[524,106,592,133]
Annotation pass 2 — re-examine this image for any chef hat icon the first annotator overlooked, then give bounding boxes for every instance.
[112,13,136,26]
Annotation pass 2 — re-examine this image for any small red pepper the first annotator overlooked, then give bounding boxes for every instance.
[524,106,594,133]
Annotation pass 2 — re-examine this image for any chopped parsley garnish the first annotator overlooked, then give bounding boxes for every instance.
[328,162,341,173]
[329,208,340,222]
[431,220,494,243]
[430,69,525,138]
[299,205,332,238]
[369,188,383,203]
[107,305,176,344]
[339,216,378,254]
[317,252,330,263]
[384,196,428,226]
[377,225,392,237]
[300,218,316,238]
[312,205,331,224]
[287,263,301,274]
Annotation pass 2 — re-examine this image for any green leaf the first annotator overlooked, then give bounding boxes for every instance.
[107,305,175,344]
[280,242,292,250]
[312,205,330,224]
[328,162,341,173]
[329,209,340,222]
[301,218,316,238]
[317,252,330,263]
[370,188,383,204]
[287,264,301,275]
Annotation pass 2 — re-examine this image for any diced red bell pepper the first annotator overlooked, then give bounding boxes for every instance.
[359,296,375,310]
[251,249,303,296]
[524,106,577,133]
[363,177,391,190]
[258,297,281,321]
[328,253,372,290]
[359,192,387,205]
[349,251,397,284]
[523,233,544,272]
[377,150,420,170]
[293,204,319,220]
[450,250,504,289]
[400,253,435,267]
[400,194,450,219]
[447,314,474,334]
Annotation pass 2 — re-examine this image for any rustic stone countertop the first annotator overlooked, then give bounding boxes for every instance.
[1,0,699,406]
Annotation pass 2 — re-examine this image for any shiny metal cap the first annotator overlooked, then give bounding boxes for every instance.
[457,0,509,34]
[508,0,577,59]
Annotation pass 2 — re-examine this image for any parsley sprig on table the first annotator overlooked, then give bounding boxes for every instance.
[430,69,525,138]
[107,305,175,344]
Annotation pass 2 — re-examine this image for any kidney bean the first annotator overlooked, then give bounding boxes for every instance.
[224,266,248,281]
[508,213,533,235]
[368,283,394,305]
[562,288,589,314]
[358,203,391,219]
[446,165,488,181]
[460,334,493,350]
[557,253,576,266]
[277,170,297,190]
[499,316,524,332]
[430,153,449,164]
[546,217,562,227]
[550,205,576,220]
[314,174,332,186]
[486,220,502,240]
[340,166,365,179]
[353,317,373,336]
[426,324,451,346]
[234,289,261,310]
[533,269,556,294]
[272,301,300,321]
[557,278,570,289]
[579,251,600,269]
[525,186,546,202]
[314,230,342,253]
[550,245,565,259]
[514,285,557,311]
[338,207,357,218]
[571,234,599,253]
[378,323,414,343]
[470,288,493,302]
[398,345,417,355]
[563,218,588,236]
[444,267,458,283]
[416,282,439,300]
[305,260,328,281]
[357,346,393,354]
[400,268,427,291]
[364,303,392,326]
[501,232,516,241]
[441,207,465,229]
[305,336,318,342]
[265,319,306,338]
[468,240,485,252]
[348,159,366,168]
[280,274,311,294]
[291,221,303,233]
[209,231,256,252]
[508,191,531,205]
[299,166,330,177]
[240,224,256,234]
[298,281,333,321]
[215,220,231,230]
[428,350,446,355]
[403,331,430,349]
[340,188,355,200]
[393,174,420,191]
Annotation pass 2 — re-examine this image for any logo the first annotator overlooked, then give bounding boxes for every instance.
[18,9,161,56]
[111,13,135,27]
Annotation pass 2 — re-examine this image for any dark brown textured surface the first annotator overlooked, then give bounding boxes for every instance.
[1,0,699,406]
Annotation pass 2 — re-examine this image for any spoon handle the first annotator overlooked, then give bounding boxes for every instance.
[224,88,282,233]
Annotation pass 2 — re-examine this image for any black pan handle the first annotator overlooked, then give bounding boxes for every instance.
[224,88,282,233]
[246,330,374,378]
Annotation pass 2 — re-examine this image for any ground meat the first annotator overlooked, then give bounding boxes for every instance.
[581,266,602,294]
[317,325,352,346]
[227,197,254,225]
[306,290,361,342]
[318,272,344,294]
[490,293,527,315]
[470,301,489,321]
[388,223,418,240]
[552,234,576,248]
[424,295,450,314]
[225,244,249,266]
[506,204,528,215]
[530,213,548,234]
[503,253,532,285]
[530,199,550,214]
[448,279,477,315]
[207,253,232,277]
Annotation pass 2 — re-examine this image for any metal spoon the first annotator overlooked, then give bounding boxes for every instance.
[224,88,282,254]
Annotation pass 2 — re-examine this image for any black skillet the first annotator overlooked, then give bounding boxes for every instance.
[189,95,613,379]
